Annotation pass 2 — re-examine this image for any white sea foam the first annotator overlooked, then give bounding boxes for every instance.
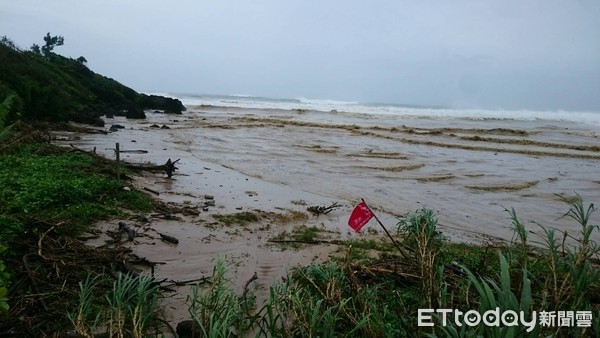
[171,93,600,127]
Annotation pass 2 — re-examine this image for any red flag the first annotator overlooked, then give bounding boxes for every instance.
[348,201,374,232]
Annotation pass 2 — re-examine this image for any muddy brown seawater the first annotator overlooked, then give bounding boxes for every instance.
[55,107,600,325]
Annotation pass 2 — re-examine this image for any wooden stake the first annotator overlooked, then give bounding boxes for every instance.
[115,142,121,182]
[362,198,408,259]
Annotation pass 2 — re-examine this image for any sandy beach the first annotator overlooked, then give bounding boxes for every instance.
[54,100,600,323]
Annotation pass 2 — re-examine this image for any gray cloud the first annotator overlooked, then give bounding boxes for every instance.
[1,0,599,110]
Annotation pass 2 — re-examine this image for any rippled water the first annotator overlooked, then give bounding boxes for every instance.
[58,103,600,324]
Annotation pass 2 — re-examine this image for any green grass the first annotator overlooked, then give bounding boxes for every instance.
[0,142,155,322]
[0,143,153,237]
[68,273,162,338]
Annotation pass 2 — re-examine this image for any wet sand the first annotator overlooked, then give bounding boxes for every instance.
[54,106,600,323]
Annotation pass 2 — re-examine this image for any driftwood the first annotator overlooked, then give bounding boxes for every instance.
[240,272,258,302]
[307,202,341,215]
[267,239,344,245]
[125,158,180,178]
[69,144,180,178]
[159,233,179,245]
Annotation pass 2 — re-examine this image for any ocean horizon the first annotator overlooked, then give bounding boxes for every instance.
[147,92,600,128]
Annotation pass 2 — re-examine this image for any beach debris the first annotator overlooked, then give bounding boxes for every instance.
[124,158,180,178]
[307,202,341,215]
[240,272,259,302]
[118,221,136,241]
[204,194,214,200]
[119,149,149,153]
[159,233,179,245]
[109,124,125,132]
[164,158,180,178]
[204,200,216,207]
[143,186,160,195]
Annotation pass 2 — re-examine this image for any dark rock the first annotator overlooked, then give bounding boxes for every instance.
[105,113,114,118]
[160,124,170,129]
[89,117,106,127]
[109,124,125,132]
[138,94,186,114]
[150,124,160,128]
[176,320,201,338]
[125,107,146,119]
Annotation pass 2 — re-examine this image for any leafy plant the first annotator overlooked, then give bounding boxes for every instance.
[68,273,161,338]
[430,252,537,338]
[397,208,446,308]
[187,259,256,337]
[68,275,102,338]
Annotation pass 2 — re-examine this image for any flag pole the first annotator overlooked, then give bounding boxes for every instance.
[362,199,408,259]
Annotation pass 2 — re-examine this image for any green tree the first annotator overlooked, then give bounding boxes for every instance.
[30,43,41,55]
[76,56,88,64]
[41,32,64,58]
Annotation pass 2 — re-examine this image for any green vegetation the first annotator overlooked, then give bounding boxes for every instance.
[188,260,257,337]
[0,245,9,313]
[54,193,600,336]
[0,34,184,126]
[69,273,162,338]
[0,143,152,238]
[0,138,157,335]
[257,201,600,337]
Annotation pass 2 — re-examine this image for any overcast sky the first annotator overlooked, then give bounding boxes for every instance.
[1,1,599,111]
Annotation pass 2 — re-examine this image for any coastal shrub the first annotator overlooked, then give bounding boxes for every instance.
[533,196,600,336]
[254,260,408,337]
[187,260,257,337]
[428,252,538,338]
[397,208,446,308]
[430,197,600,337]
[68,273,162,338]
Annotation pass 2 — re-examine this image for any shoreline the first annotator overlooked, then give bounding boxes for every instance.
[51,107,600,325]
[63,108,600,242]
[2,115,598,336]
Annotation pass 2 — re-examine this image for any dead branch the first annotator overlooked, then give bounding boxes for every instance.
[118,222,136,241]
[124,158,180,178]
[307,202,341,215]
[240,272,258,302]
[37,226,55,260]
[267,239,344,245]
